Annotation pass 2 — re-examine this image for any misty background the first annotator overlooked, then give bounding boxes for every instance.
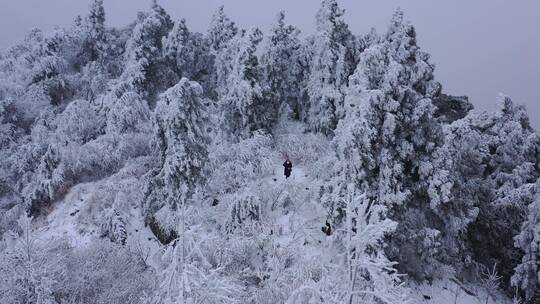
[1,0,538,128]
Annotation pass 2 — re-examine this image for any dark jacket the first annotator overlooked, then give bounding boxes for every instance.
[283,160,292,177]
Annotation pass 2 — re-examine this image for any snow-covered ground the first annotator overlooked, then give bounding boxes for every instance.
[409,280,511,304]
[34,157,162,258]
[36,158,512,303]
[25,120,511,304]
[38,182,95,247]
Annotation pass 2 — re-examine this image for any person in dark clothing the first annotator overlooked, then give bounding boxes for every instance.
[322,220,332,236]
[283,159,292,179]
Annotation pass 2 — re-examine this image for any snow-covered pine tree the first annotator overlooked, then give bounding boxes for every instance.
[341,185,411,304]
[23,144,62,215]
[2,109,52,219]
[163,18,191,78]
[100,207,128,245]
[143,78,209,242]
[260,11,301,124]
[0,100,26,235]
[26,29,71,106]
[361,28,380,51]
[488,96,540,209]
[163,18,213,91]
[428,116,485,274]
[29,30,68,84]
[150,0,173,26]
[292,37,315,122]
[307,0,357,135]
[224,190,263,236]
[512,183,540,301]
[205,5,239,99]
[217,28,270,139]
[119,1,173,99]
[467,95,540,290]
[208,6,238,54]
[333,9,451,279]
[81,0,107,63]
[77,60,109,101]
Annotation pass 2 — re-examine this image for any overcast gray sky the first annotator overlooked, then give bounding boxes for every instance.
[1,0,539,128]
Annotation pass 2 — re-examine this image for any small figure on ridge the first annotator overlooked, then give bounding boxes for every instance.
[283,158,292,179]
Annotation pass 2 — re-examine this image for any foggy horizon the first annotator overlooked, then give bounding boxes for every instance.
[1,0,539,129]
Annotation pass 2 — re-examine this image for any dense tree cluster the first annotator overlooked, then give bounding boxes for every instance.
[0,0,539,303]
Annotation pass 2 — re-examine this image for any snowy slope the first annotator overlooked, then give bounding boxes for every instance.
[26,118,512,304]
[410,280,511,304]
[35,157,162,258]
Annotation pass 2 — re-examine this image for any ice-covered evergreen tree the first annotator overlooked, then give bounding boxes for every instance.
[333,9,451,279]
[23,144,63,215]
[430,116,485,272]
[205,6,239,99]
[512,185,540,301]
[467,96,540,289]
[119,1,173,99]
[100,206,128,245]
[291,37,315,122]
[307,0,357,135]
[56,99,104,144]
[208,6,238,54]
[488,96,540,208]
[163,19,193,78]
[260,12,301,123]
[143,78,209,240]
[26,29,71,107]
[81,0,107,63]
[217,28,270,139]
[341,185,411,304]
[163,18,213,91]
[361,28,380,51]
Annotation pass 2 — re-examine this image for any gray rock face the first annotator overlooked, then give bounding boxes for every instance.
[433,93,474,123]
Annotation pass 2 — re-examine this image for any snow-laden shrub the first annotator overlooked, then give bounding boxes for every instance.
[29,55,67,84]
[16,83,52,126]
[77,157,149,233]
[51,130,150,189]
[55,99,105,144]
[105,92,150,135]
[0,216,155,304]
[224,190,263,236]
[68,61,109,101]
[213,235,266,276]
[276,131,330,167]
[60,239,155,304]
[151,222,241,304]
[100,207,127,245]
[0,215,69,304]
[208,131,277,194]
